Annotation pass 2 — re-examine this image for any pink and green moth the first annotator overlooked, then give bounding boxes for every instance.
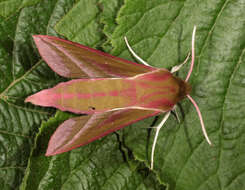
[25,26,211,169]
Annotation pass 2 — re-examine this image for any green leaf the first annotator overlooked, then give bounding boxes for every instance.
[111,0,245,189]
[99,0,123,51]
[0,0,41,18]
[55,0,103,47]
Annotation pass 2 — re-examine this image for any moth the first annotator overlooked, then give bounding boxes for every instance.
[26,26,211,169]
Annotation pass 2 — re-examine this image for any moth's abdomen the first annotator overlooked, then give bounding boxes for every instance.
[62,79,139,113]
[26,78,139,114]
[25,69,189,113]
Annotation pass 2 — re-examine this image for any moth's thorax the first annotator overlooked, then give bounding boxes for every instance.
[131,69,191,111]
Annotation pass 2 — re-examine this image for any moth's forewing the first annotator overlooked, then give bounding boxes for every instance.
[33,35,154,78]
[46,109,159,155]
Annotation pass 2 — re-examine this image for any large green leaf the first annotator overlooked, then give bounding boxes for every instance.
[1,0,245,190]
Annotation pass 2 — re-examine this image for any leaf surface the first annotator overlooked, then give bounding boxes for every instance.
[0,0,41,17]
[55,0,102,47]
[99,0,124,51]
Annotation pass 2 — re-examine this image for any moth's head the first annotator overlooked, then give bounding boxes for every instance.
[183,81,192,96]
[175,77,192,101]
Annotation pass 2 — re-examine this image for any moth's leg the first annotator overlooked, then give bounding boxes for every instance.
[151,111,171,170]
[171,52,190,73]
[171,105,180,123]
[124,37,151,67]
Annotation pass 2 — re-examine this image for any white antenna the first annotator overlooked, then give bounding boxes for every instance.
[124,37,151,67]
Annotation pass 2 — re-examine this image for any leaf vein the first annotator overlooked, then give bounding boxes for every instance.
[2,99,51,115]
[0,166,25,170]
[0,60,43,99]
[0,128,31,138]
